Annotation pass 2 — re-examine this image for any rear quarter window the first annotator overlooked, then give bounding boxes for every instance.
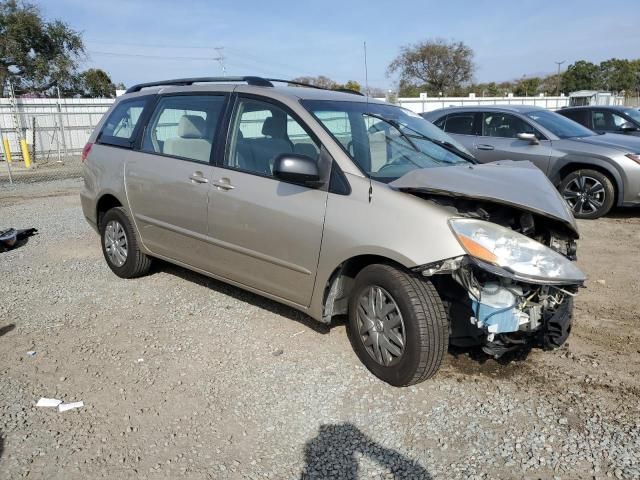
[98,98,149,148]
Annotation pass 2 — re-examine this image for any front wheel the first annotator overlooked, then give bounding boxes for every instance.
[559,169,615,219]
[347,264,448,386]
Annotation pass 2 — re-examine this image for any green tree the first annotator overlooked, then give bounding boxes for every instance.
[79,68,115,97]
[387,38,474,96]
[290,75,337,89]
[514,77,541,96]
[599,58,636,93]
[340,80,361,92]
[0,0,85,95]
[561,60,600,92]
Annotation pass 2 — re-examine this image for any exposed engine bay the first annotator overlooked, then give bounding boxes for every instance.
[416,195,582,357]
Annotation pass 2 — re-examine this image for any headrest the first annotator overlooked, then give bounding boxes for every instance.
[178,115,206,138]
[261,116,284,137]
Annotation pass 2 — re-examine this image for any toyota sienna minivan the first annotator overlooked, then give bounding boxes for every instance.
[81,77,585,386]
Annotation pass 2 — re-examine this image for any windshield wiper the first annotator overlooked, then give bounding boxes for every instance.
[363,112,477,163]
[363,112,420,151]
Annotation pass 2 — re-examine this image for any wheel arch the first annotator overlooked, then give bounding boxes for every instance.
[553,159,623,206]
[319,254,411,324]
[96,193,124,231]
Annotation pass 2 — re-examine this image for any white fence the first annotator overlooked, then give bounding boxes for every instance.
[0,97,113,162]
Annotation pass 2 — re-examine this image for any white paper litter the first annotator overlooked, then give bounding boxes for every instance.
[36,397,62,407]
[58,401,83,412]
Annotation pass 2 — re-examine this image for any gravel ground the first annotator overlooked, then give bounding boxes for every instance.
[1,179,639,480]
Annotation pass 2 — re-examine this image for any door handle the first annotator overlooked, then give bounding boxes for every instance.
[212,178,234,190]
[189,172,209,184]
[476,144,495,151]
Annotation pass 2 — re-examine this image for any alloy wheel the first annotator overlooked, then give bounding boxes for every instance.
[562,175,605,216]
[356,286,406,367]
[104,220,128,267]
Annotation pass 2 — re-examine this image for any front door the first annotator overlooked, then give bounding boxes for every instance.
[206,96,328,306]
[125,94,227,269]
[473,112,552,173]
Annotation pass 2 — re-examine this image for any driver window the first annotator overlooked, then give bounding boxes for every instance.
[141,95,225,163]
[226,98,320,177]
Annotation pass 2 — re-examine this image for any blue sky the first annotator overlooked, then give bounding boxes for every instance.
[44,0,640,90]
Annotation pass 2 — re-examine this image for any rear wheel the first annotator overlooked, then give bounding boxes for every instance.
[347,264,448,386]
[559,169,615,219]
[100,207,152,278]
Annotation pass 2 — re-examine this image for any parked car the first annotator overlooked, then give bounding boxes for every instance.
[81,77,585,386]
[422,106,640,219]
[557,106,640,136]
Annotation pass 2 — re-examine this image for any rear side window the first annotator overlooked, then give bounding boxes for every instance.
[141,95,226,163]
[99,98,147,147]
[444,113,476,135]
[561,110,590,127]
[432,115,446,129]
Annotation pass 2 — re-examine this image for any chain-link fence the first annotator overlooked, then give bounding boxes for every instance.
[0,98,113,185]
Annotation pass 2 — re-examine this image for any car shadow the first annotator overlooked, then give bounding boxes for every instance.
[154,261,330,334]
[607,206,640,219]
[0,324,15,338]
[300,423,431,479]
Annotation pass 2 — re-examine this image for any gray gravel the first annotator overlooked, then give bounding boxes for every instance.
[0,179,639,479]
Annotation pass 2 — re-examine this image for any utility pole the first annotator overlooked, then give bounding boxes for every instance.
[555,60,566,96]
[214,47,226,75]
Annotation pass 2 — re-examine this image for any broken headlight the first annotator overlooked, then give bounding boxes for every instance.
[449,218,585,284]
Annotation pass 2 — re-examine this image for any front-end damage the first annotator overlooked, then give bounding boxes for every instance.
[387,161,586,357]
[411,196,584,357]
[418,256,578,357]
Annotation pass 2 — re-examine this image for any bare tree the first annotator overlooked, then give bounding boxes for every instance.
[387,38,474,96]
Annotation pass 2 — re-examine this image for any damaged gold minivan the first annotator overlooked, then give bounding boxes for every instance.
[81,77,586,386]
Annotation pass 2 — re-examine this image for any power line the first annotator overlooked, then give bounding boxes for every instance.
[88,50,221,61]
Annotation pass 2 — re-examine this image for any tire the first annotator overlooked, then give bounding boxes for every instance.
[100,207,152,278]
[559,169,615,219]
[347,264,448,386]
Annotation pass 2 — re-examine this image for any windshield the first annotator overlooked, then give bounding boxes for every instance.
[302,100,473,182]
[624,108,640,123]
[525,110,596,139]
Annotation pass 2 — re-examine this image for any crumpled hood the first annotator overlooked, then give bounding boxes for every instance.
[389,160,579,236]
[571,133,640,153]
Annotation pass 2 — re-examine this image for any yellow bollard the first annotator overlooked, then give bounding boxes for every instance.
[2,138,11,163]
[20,138,31,169]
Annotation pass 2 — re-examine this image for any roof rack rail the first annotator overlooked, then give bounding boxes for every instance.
[125,76,273,94]
[266,78,364,96]
[124,76,365,96]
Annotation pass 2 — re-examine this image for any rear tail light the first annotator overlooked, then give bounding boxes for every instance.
[81,142,93,163]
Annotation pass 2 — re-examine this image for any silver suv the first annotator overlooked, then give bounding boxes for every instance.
[423,106,640,219]
[81,77,585,386]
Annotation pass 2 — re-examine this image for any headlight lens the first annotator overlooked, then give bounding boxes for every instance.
[449,218,585,283]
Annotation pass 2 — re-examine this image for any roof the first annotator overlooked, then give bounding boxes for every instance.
[122,76,378,103]
[424,104,545,116]
[560,105,631,112]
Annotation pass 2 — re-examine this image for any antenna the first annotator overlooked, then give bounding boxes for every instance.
[363,41,369,98]
[363,41,373,203]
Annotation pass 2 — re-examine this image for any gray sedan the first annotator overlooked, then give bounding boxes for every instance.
[422,105,640,219]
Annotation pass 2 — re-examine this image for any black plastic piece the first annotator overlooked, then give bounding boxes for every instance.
[125,76,274,93]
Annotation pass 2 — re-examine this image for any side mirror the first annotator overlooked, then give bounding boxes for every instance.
[620,122,639,132]
[273,153,321,186]
[517,132,540,145]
